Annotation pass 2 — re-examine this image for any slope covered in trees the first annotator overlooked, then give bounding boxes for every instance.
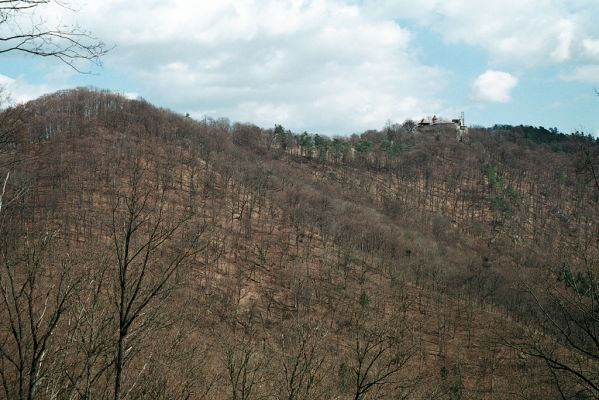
[0,88,597,399]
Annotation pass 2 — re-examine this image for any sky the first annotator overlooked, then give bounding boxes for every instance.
[1,0,599,136]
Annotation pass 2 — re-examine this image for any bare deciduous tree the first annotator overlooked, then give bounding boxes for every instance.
[222,334,264,400]
[109,154,206,400]
[0,231,79,400]
[0,0,107,71]
[273,319,328,400]
[340,309,415,400]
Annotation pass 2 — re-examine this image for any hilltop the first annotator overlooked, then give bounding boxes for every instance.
[0,88,597,400]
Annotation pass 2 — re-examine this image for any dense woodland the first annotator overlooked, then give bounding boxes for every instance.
[0,88,598,399]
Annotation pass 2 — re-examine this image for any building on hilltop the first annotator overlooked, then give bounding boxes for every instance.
[417,112,468,141]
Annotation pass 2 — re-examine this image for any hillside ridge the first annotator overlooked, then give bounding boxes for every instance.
[0,88,597,399]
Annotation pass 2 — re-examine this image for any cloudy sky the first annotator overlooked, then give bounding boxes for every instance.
[1,0,599,135]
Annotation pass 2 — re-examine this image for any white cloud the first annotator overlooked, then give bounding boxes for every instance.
[364,0,599,68]
[551,19,576,62]
[472,70,518,103]
[560,65,599,84]
[12,0,599,132]
[583,38,599,60]
[0,74,57,104]
[122,92,140,100]
[30,0,445,134]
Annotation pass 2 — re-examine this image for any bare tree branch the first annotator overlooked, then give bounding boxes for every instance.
[0,0,108,72]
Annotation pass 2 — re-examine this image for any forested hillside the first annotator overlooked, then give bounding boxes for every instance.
[0,89,597,399]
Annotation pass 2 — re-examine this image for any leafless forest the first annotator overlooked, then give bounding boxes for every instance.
[0,88,597,399]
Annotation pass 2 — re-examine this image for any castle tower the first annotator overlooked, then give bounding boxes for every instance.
[456,112,468,142]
